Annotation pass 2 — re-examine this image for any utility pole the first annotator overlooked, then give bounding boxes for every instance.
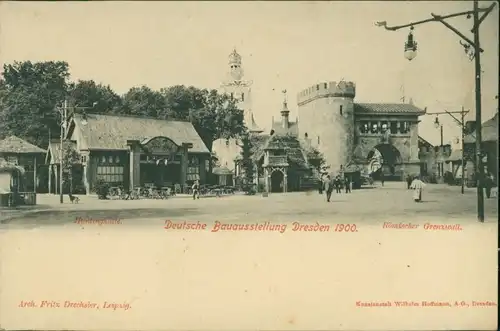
[461,106,466,195]
[427,108,470,194]
[376,0,496,222]
[59,100,68,204]
[472,0,484,222]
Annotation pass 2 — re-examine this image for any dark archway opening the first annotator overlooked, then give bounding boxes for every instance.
[270,170,285,192]
[367,144,403,181]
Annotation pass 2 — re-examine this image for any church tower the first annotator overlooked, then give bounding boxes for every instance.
[220,49,262,134]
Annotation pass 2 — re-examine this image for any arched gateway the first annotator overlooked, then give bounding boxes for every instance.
[128,136,193,190]
[367,144,403,180]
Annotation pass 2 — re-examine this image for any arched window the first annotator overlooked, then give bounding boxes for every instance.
[304,132,308,138]
[381,123,388,133]
[360,122,369,134]
[340,105,343,116]
[371,123,379,134]
[241,93,245,101]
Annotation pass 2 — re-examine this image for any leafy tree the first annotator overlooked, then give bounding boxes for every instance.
[61,140,81,193]
[0,61,69,148]
[239,133,254,185]
[160,86,245,151]
[68,80,122,113]
[119,85,167,117]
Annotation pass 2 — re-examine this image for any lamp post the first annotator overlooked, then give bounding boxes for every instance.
[432,116,444,180]
[376,0,496,222]
[427,108,470,194]
[55,101,97,203]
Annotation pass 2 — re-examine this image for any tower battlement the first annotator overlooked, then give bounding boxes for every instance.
[297,81,356,106]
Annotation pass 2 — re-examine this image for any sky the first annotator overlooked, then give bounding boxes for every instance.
[0,1,498,147]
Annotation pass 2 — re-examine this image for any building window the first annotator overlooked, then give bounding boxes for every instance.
[317,136,320,145]
[97,166,124,185]
[371,123,379,134]
[304,132,308,138]
[359,122,370,133]
[390,121,398,134]
[340,105,343,115]
[324,83,328,89]
[400,122,410,134]
[205,159,210,172]
[189,155,199,166]
[187,165,200,181]
[316,85,320,91]
[101,156,106,164]
[115,156,120,164]
[241,93,244,101]
[81,155,87,164]
[230,93,234,100]
[108,155,114,163]
[381,123,388,133]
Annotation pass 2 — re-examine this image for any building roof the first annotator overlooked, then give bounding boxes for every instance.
[418,135,434,147]
[213,166,233,175]
[247,113,264,134]
[446,149,462,163]
[71,113,210,153]
[354,103,426,115]
[463,112,498,144]
[0,136,46,154]
[46,140,78,164]
[271,121,299,136]
[253,133,309,169]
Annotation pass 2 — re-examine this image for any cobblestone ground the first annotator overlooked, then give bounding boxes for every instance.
[0,183,497,228]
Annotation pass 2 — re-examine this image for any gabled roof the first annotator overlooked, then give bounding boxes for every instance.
[0,136,46,154]
[463,112,498,144]
[271,121,299,136]
[71,113,210,153]
[354,103,426,115]
[418,135,434,147]
[46,140,78,164]
[253,133,309,169]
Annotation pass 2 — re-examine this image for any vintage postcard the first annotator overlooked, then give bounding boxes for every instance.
[0,1,498,330]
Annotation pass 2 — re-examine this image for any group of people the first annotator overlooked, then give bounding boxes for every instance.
[320,175,352,202]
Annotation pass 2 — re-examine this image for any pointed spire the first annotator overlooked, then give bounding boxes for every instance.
[281,89,289,114]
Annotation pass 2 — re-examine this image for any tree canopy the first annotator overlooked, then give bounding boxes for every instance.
[0,60,246,151]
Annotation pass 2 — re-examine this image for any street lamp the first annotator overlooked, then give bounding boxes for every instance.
[433,116,444,179]
[404,27,418,61]
[376,0,496,222]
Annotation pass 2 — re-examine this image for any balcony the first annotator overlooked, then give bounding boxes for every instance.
[264,155,288,167]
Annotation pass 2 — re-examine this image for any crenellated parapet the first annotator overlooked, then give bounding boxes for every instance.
[297,81,356,106]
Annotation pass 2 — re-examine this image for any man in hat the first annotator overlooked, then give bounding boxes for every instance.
[323,175,333,202]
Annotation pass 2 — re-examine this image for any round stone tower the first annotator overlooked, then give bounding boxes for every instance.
[297,81,356,174]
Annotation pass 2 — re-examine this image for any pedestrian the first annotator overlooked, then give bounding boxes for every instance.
[484,172,494,199]
[410,175,426,202]
[406,174,413,189]
[344,176,351,193]
[380,172,385,187]
[192,180,200,200]
[324,175,333,202]
[335,176,342,194]
[318,176,324,195]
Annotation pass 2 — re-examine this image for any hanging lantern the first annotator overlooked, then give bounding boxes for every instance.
[404,26,418,61]
[434,116,440,128]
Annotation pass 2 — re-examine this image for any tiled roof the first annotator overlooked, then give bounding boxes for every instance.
[72,113,210,154]
[271,121,299,136]
[0,136,46,154]
[354,103,426,115]
[463,112,498,144]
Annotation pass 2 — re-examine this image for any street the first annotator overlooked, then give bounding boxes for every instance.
[1,183,497,228]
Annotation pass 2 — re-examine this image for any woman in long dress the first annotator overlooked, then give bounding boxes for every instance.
[410,176,426,202]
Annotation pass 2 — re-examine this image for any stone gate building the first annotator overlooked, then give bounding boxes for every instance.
[297,81,426,180]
